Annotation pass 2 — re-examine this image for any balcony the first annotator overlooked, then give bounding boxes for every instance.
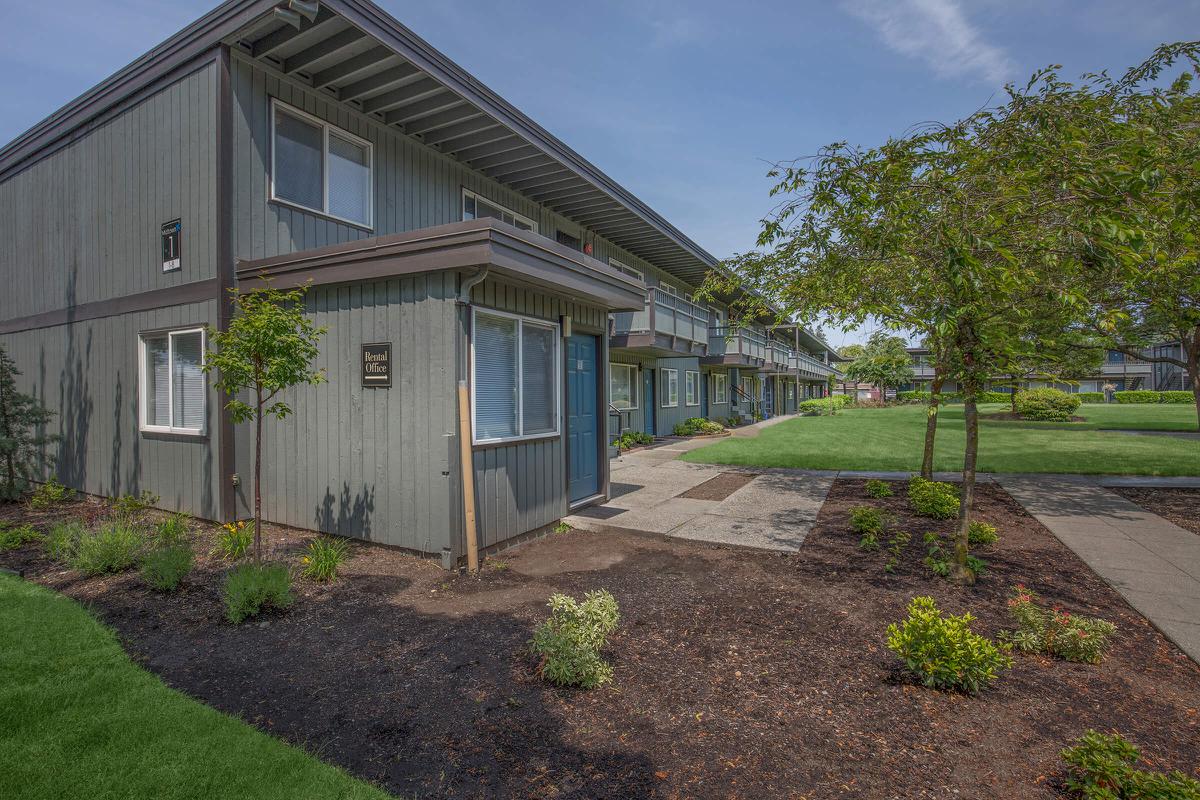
[790,350,836,380]
[609,287,708,357]
[704,325,769,367]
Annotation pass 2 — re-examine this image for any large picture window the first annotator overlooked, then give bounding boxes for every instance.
[462,189,537,232]
[662,368,679,408]
[685,371,699,406]
[471,309,560,444]
[609,363,638,410]
[713,373,729,404]
[140,328,206,435]
[271,100,373,228]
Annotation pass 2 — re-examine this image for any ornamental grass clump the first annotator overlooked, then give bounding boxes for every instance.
[223,562,293,623]
[886,596,1012,694]
[71,521,144,575]
[141,545,193,592]
[530,590,620,689]
[1061,730,1200,799]
[865,479,894,499]
[45,519,85,562]
[301,536,350,582]
[907,476,960,520]
[1002,585,1116,665]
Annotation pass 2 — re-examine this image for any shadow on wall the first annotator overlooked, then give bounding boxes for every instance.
[314,482,376,540]
[56,267,94,490]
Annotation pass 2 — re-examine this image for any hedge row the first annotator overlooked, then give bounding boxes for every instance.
[800,394,855,415]
[1114,390,1194,404]
[1076,392,1105,404]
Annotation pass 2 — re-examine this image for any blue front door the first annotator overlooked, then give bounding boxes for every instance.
[642,368,656,435]
[700,372,709,417]
[567,334,599,503]
[764,377,774,418]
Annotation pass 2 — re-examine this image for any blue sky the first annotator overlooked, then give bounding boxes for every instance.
[2,0,1197,346]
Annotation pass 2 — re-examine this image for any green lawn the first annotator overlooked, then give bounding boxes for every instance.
[682,404,1200,476]
[0,574,392,800]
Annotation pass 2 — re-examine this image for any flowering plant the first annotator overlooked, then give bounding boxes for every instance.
[1002,584,1115,664]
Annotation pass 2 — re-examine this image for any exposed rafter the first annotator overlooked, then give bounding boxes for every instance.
[337,63,421,101]
[249,7,336,58]
[310,45,392,88]
[282,26,366,73]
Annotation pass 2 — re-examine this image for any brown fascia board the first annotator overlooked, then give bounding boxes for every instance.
[237,219,646,311]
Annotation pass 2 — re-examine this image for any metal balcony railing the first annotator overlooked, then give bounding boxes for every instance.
[610,288,709,347]
[708,325,768,361]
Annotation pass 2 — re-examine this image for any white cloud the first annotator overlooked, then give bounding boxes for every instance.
[841,0,1014,84]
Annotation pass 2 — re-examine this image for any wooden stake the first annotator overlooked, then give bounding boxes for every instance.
[457,380,479,573]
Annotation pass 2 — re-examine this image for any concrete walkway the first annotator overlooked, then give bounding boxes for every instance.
[998,475,1200,663]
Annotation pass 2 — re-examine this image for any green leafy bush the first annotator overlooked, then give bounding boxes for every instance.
[865,479,894,499]
[923,532,988,579]
[883,530,911,574]
[886,596,1012,693]
[110,490,160,520]
[45,519,85,562]
[28,478,75,510]
[1014,388,1082,421]
[72,521,144,575]
[968,521,999,546]
[673,417,725,436]
[1002,585,1116,664]
[224,563,294,623]
[0,523,42,550]
[1113,390,1162,404]
[907,477,960,519]
[141,545,193,592]
[977,390,1011,404]
[850,506,887,550]
[1159,390,1194,404]
[530,589,620,689]
[301,536,350,582]
[153,513,191,548]
[612,430,653,450]
[897,390,930,403]
[212,520,253,560]
[1061,730,1200,799]
[1076,391,1105,404]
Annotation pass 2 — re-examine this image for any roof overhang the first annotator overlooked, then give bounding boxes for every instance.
[236,218,647,311]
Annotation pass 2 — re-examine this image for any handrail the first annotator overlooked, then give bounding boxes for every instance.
[730,383,761,419]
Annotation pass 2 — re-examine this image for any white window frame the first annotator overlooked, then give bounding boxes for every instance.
[609,363,638,410]
[470,307,561,445]
[713,373,729,404]
[269,99,374,229]
[138,327,207,436]
[685,370,699,406]
[608,258,644,281]
[461,188,538,232]
[662,368,679,408]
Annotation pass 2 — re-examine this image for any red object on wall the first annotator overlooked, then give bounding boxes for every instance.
[583,242,593,255]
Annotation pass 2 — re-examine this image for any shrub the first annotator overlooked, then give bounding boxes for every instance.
[977,390,1011,404]
[1159,390,1194,404]
[850,506,887,550]
[1076,391,1105,404]
[1002,585,1116,664]
[72,521,144,575]
[612,430,653,451]
[301,536,350,582]
[885,596,1012,693]
[212,520,253,560]
[141,545,193,592]
[1014,388,1082,421]
[1113,390,1161,404]
[673,417,725,436]
[45,519,85,562]
[1061,730,1200,799]
[907,477,960,520]
[923,532,988,579]
[153,513,191,549]
[883,530,911,574]
[968,521,999,546]
[28,477,75,510]
[553,521,572,535]
[223,562,293,623]
[530,589,620,689]
[110,490,160,520]
[897,390,930,403]
[865,479,894,499]
[0,523,42,550]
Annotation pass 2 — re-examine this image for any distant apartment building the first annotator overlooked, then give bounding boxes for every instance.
[902,347,1166,394]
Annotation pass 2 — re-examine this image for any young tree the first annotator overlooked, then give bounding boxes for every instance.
[0,346,57,501]
[205,282,326,562]
[841,331,915,399]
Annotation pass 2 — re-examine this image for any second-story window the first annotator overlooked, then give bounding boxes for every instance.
[271,100,373,228]
[462,189,537,232]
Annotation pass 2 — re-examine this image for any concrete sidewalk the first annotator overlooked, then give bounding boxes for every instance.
[998,475,1200,663]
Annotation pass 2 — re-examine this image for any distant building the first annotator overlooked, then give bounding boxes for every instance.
[901,347,1173,394]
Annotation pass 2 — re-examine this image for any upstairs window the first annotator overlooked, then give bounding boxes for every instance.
[609,258,644,281]
[555,230,581,250]
[140,328,206,435]
[472,309,559,444]
[271,100,373,228]
[462,189,537,232]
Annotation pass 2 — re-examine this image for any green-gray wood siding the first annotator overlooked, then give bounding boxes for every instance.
[608,350,706,438]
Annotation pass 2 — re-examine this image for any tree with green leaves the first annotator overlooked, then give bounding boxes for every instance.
[842,331,914,400]
[0,346,57,502]
[204,282,326,562]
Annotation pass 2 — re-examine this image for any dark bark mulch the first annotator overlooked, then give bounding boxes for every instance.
[1109,487,1200,536]
[678,472,757,500]
[2,482,1198,800]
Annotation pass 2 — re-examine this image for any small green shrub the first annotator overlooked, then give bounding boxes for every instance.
[886,596,1012,693]
[1002,585,1116,664]
[968,521,999,546]
[850,506,887,550]
[922,532,988,579]
[907,477,960,520]
[612,431,653,450]
[110,490,160,520]
[1159,390,1194,404]
[865,479,894,499]
[153,513,191,548]
[672,417,725,436]
[141,545,193,592]
[977,390,1011,404]
[1061,730,1200,799]
[530,589,620,689]
[0,523,42,550]
[45,519,85,562]
[301,536,350,582]
[72,521,144,575]
[1076,391,1105,404]
[553,521,572,535]
[28,478,75,510]
[883,530,911,574]
[897,390,930,403]
[212,520,253,560]
[223,563,294,623]
[1113,390,1161,404]
[1014,388,1082,421]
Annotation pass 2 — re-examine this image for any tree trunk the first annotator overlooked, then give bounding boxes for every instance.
[254,388,263,564]
[1010,378,1019,413]
[950,378,979,586]
[921,371,945,480]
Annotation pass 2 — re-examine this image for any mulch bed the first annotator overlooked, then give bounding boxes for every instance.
[677,472,758,501]
[1109,487,1200,536]
[2,482,1198,799]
